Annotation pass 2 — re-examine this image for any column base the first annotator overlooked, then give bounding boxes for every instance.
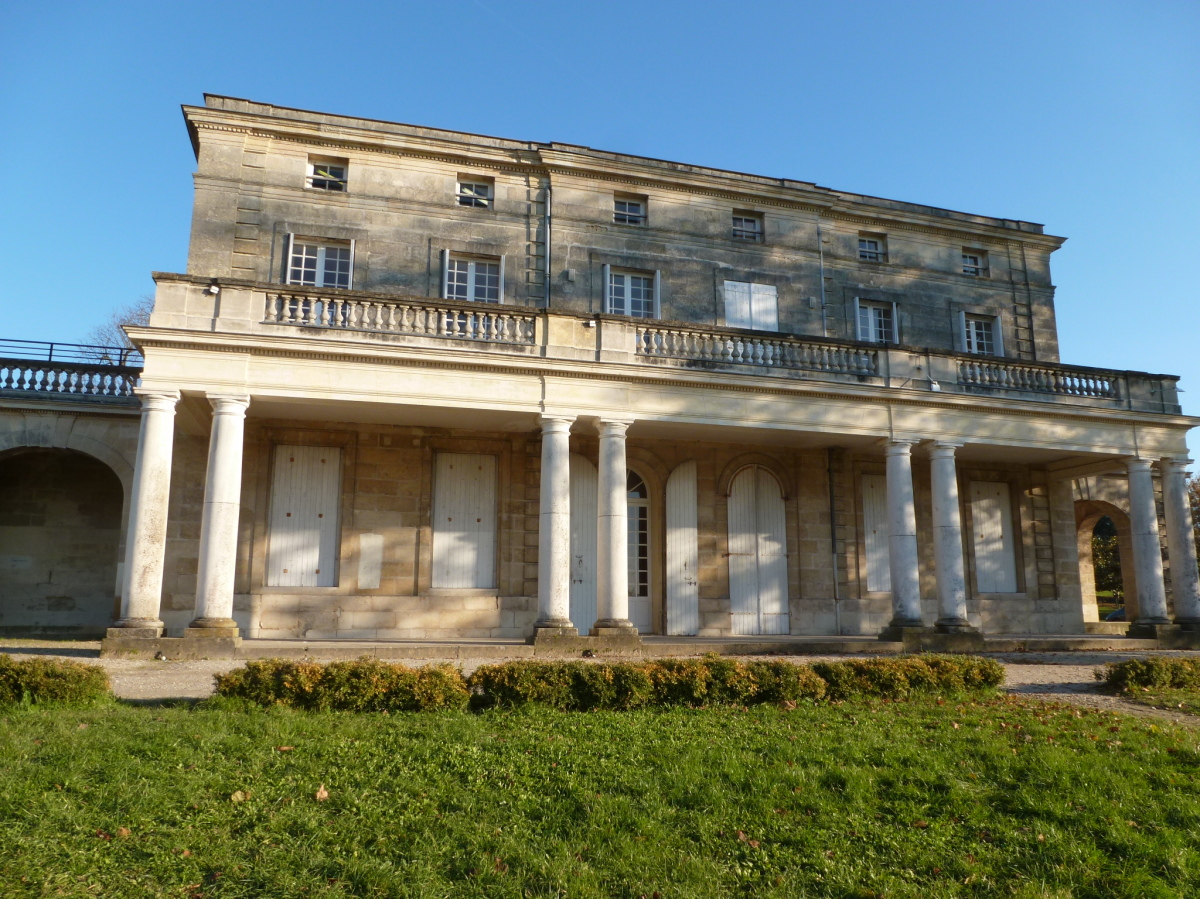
[1127,619,1173,639]
[1174,618,1200,633]
[934,619,979,635]
[878,618,924,641]
[529,624,579,644]
[186,618,239,638]
[880,625,985,652]
[1128,622,1191,647]
[106,624,163,639]
[591,619,638,636]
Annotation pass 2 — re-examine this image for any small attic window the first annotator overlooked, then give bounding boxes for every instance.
[307,156,348,192]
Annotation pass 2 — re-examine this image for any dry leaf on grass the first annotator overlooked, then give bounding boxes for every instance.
[315,784,329,802]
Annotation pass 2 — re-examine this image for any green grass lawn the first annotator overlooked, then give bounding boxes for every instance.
[1116,686,1200,717]
[2,696,1199,898]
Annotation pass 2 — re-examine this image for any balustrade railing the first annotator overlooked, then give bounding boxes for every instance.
[264,291,537,346]
[635,324,879,377]
[957,358,1119,399]
[0,358,139,398]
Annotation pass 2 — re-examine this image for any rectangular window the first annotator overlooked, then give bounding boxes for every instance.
[307,156,348,192]
[723,280,779,331]
[962,249,988,276]
[856,300,895,343]
[964,315,995,355]
[288,239,352,289]
[858,234,887,263]
[607,268,657,318]
[457,178,493,208]
[446,255,501,303]
[614,196,647,226]
[732,213,763,242]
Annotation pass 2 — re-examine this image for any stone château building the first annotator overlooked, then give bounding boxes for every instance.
[3,94,1198,647]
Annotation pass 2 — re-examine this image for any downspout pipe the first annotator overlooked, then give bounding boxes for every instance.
[544,183,553,309]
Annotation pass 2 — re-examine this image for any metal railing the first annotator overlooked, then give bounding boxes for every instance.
[0,338,143,367]
[0,340,142,400]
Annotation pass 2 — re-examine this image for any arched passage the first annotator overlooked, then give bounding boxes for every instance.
[0,447,125,635]
[1075,499,1137,623]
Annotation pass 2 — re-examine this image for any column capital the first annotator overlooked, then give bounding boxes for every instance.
[928,441,962,458]
[538,415,574,435]
[597,419,632,438]
[1160,456,1194,473]
[207,393,251,414]
[883,438,919,456]
[134,388,180,412]
[1126,458,1155,474]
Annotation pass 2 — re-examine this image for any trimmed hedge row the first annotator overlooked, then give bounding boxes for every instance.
[1099,657,1200,691]
[0,655,111,707]
[214,659,471,711]
[214,654,1004,712]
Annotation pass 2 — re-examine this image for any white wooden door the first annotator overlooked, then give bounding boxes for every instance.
[431,453,496,589]
[969,481,1018,593]
[267,445,341,587]
[665,460,699,635]
[728,466,789,635]
[569,454,598,631]
[862,474,891,593]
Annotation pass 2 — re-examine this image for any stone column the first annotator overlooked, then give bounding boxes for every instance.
[534,416,576,634]
[593,420,637,634]
[1161,457,1200,627]
[189,394,251,636]
[885,440,924,629]
[1127,458,1170,628]
[112,389,180,635]
[929,442,973,632]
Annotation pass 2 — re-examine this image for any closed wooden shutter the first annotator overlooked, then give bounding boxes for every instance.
[665,460,699,635]
[431,453,497,589]
[750,283,779,331]
[969,481,1018,593]
[862,474,891,593]
[267,445,341,587]
[569,454,598,631]
[728,466,789,635]
[723,280,752,329]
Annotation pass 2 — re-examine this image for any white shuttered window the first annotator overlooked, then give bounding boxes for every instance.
[861,474,891,593]
[723,281,779,331]
[568,454,599,631]
[267,446,342,587]
[727,467,789,635]
[665,461,700,635]
[432,454,497,589]
[969,481,1019,593]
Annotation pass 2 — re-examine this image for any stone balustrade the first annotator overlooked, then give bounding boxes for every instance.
[957,358,1119,399]
[635,322,879,377]
[0,358,139,400]
[264,290,537,347]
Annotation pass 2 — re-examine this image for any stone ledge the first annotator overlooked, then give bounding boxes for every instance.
[100,634,242,660]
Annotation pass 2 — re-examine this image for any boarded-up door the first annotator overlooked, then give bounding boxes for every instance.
[569,454,598,630]
[728,466,789,635]
[666,460,699,635]
[432,453,496,589]
[268,445,341,587]
[861,474,891,593]
[970,481,1018,593]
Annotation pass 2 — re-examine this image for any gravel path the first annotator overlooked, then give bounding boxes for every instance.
[3,641,1199,725]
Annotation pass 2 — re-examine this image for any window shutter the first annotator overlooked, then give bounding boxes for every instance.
[852,298,863,341]
[723,280,752,329]
[602,263,612,314]
[498,254,506,305]
[653,269,662,319]
[889,301,900,344]
[440,249,450,299]
[750,283,778,332]
[992,315,1004,357]
[347,239,356,291]
[956,310,967,353]
[284,233,295,285]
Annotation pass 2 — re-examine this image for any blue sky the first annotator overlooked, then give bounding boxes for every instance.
[2,1,1197,451]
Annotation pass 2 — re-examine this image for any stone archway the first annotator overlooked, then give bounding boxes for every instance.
[1075,499,1137,624]
[0,447,126,635]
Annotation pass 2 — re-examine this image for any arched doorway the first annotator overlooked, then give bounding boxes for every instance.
[727,465,789,635]
[1076,500,1137,624]
[0,448,125,635]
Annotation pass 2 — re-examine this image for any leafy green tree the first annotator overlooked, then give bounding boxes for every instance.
[1092,516,1123,603]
